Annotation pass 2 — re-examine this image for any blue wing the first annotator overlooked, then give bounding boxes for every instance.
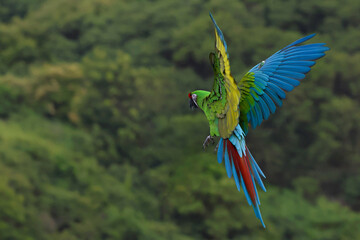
[238,34,329,132]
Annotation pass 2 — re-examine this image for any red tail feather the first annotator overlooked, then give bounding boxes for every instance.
[226,140,256,204]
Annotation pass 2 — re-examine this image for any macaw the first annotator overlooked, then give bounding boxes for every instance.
[188,13,329,227]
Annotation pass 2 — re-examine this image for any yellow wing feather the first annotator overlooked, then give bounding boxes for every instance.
[213,28,240,138]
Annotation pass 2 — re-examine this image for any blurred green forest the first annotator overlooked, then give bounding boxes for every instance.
[0,0,359,239]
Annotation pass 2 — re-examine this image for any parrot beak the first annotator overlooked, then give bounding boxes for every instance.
[189,98,198,109]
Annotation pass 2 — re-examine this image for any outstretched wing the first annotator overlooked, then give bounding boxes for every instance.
[210,13,240,138]
[238,34,329,133]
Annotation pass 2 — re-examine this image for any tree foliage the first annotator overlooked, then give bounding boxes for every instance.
[0,0,359,239]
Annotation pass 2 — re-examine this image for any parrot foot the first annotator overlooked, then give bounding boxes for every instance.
[203,135,214,149]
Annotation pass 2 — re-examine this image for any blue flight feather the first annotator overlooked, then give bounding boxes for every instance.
[258,97,270,120]
[254,103,263,127]
[285,33,316,49]
[264,88,283,106]
[267,82,286,99]
[286,45,329,53]
[249,151,266,178]
[285,53,326,61]
[250,107,258,128]
[217,138,224,164]
[261,93,276,114]
[271,74,300,86]
[224,145,232,178]
[269,77,294,91]
[253,204,266,228]
[251,161,266,192]
[252,174,261,205]
[276,70,305,80]
[278,65,311,73]
[284,60,315,67]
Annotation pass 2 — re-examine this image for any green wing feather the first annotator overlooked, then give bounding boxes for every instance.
[238,72,256,132]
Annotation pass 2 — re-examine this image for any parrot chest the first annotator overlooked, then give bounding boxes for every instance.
[202,98,228,137]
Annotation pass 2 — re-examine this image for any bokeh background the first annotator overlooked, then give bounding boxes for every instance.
[0,0,359,239]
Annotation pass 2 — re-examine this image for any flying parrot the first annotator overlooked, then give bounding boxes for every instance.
[188,13,329,227]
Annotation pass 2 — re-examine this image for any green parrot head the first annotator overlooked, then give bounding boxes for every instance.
[188,90,210,111]
[188,53,218,111]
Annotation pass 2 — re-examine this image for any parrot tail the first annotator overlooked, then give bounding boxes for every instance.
[217,125,266,228]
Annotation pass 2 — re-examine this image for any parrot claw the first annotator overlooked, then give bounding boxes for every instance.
[203,135,214,149]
